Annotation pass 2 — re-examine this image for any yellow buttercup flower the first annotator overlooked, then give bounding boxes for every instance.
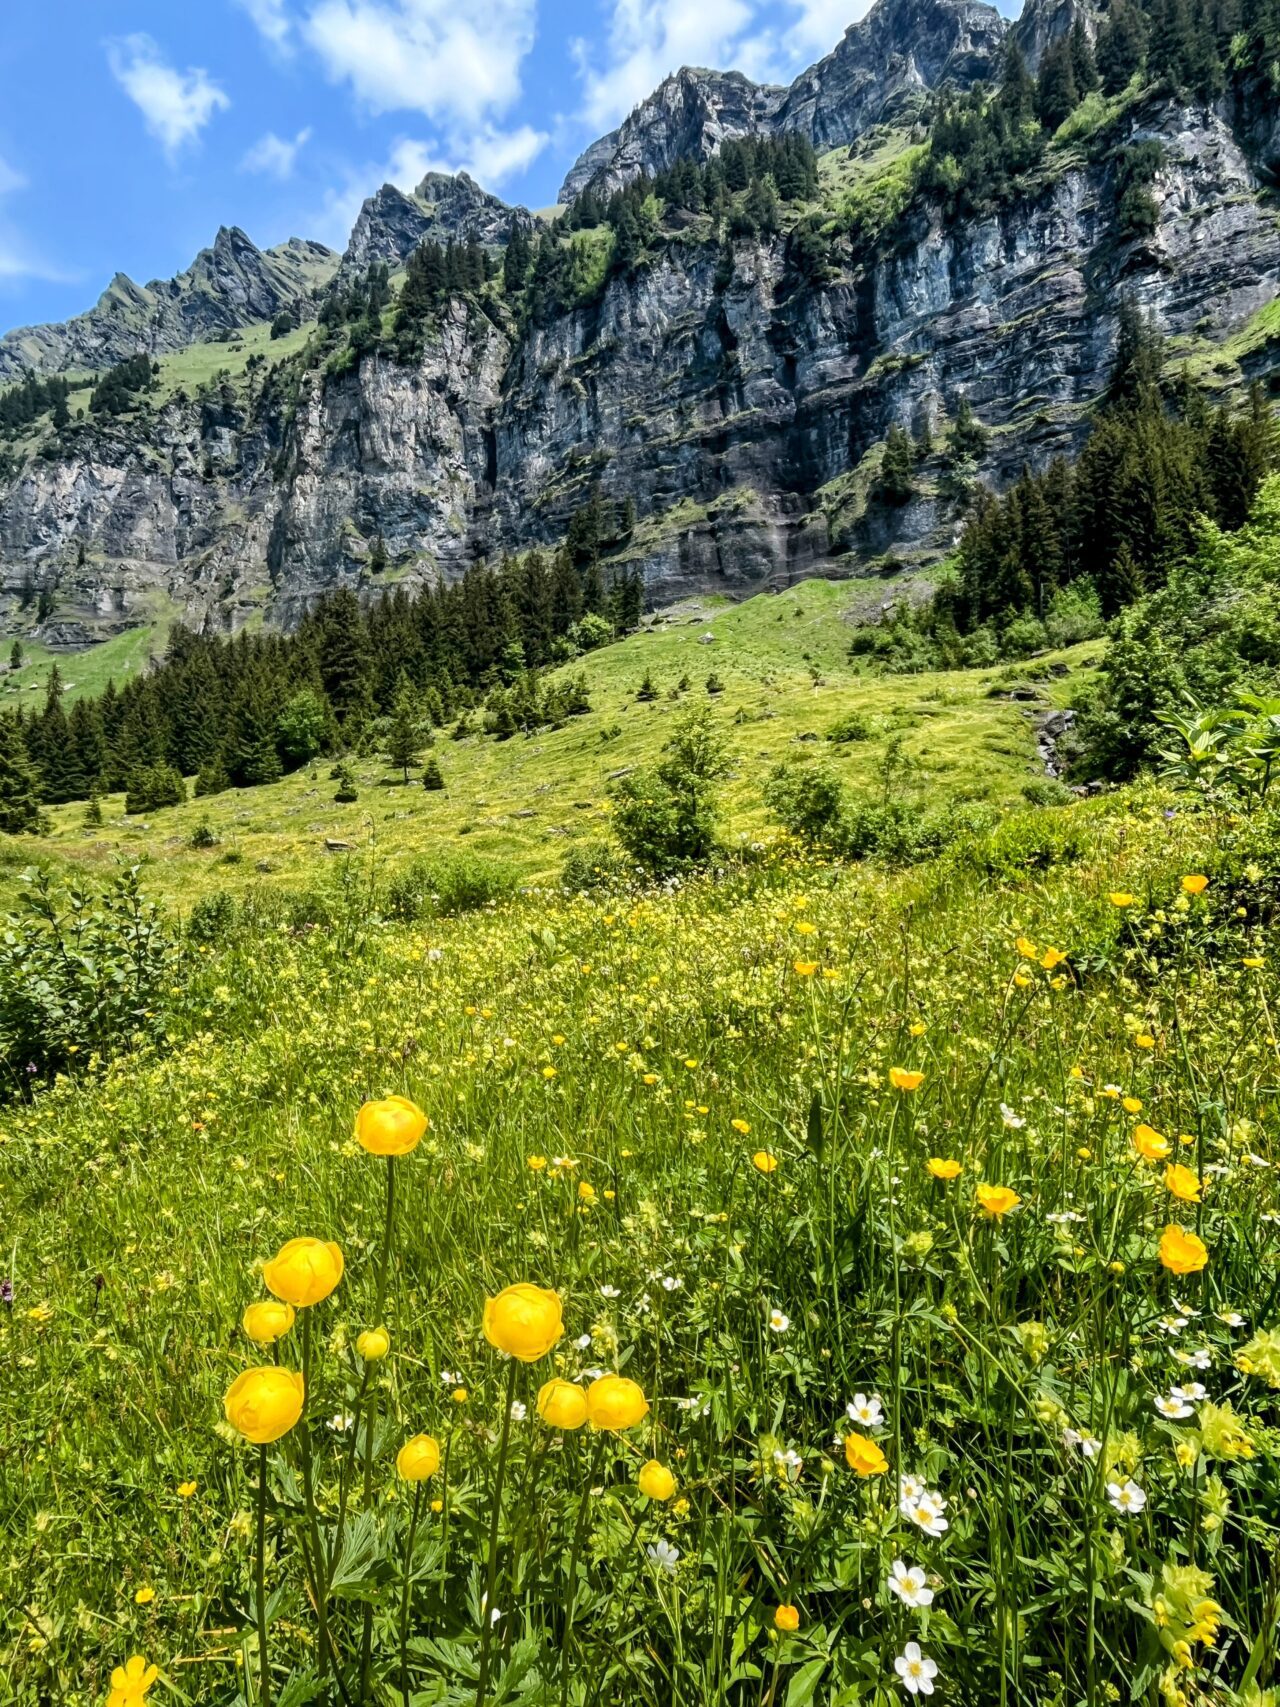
[262,1238,344,1308]
[731,1118,751,1134]
[975,1183,1020,1220]
[242,1300,296,1345]
[1041,947,1067,970]
[585,1373,649,1430]
[1015,936,1038,960]
[1109,892,1135,907]
[536,1377,588,1430]
[176,1481,197,1499]
[793,960,818,977]
[223,1367,305,1444]
[889,1068,924,1092]
[1182,874,1208,895]
[774,1604,801,1633]
[927,1158,962,1180]
[637,1459,676,1501]
[1165,1164,1202,1204]
[483,1283,564,1361]
[1132,1124,1172,1163]
[844,1433,888,1476]
[1159,1225,1209,1275]
[134,1586,155,1606]
[108,1655,159,1707]
[354,1094,427,1157]
[356,1326,390,1361]
[752,1150,779,1174]
[527,1154,548,1171]
[396,1434,441,1481]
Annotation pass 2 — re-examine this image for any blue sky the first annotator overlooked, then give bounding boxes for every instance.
[0,0,1018,337]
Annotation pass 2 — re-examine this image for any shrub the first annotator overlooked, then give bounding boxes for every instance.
[422,758,445,791]
[1022,778,1075,808]
[385,853,518,922]
[826,711,873,743]
[334,761,358,804]
[195,757,229,797]
[611,705,731,876]
[0,867,173,1094]
[763,762,848,851]
[187,889,237,945]
[189,817,220,849]
[125,764,185,815]
[561,840,632,892]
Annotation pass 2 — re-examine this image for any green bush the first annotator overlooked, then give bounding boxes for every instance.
[0,867,173,1094]
[124,764,185,815]
[186,890,237,946]
[610,705,731,876]
[1022,778,1075,808]
[385,853,518,922]
[560,840,632,892]
[826,710,873,743]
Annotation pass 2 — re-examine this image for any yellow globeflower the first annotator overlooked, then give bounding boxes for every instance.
[844,1433,888,1477]
[262,1238,344,1308]
[975,1183,1021,1220]
[585,1373,649,1430]
[1132,1124,1171,1163]
[1164,1163,1202,1204]
[637,1459,677,1501]
[889,1068,924,1092]
[927,1158,962,1180]
[1159,1224,1209,1275]
[108,1655,159,1707]
[223,1367,305,1444]
[356,1326,390,1361]
[536,1377,589,1430]
[354,1094,427,1156]
[242,1300,296,1345]
[483,1283,564,1361]
[1182,874,1209,895]
[774,1605,801,1633]
[396,1434,441,1481]
[752,1150,779,1174]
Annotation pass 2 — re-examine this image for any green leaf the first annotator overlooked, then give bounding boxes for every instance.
[786,1657,828,1707]
[805,1090,825,1161]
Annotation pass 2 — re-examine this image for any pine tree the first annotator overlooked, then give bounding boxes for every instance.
[1036,37,1080,131]
[385,674,423,782]
[422,757,445,791]
[1070,19,1100,94]
[1097,0,1147,93]
[0,710,43,832]
[8,640,20,672]
[879,424,917,504]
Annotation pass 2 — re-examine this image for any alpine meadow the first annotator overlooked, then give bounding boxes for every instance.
[6,0,1280,1704]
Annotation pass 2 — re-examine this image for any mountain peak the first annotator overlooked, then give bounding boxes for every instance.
[559,0,1007,202]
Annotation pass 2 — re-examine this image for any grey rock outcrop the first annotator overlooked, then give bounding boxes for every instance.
[559,0,1007,201]
[341,172,535,279]
[0,228,338,383]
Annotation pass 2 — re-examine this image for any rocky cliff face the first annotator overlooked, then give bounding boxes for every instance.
[0,229,338,384]
[0,0,1277,645]
[559,0,1007,200]
[340,172,536,279]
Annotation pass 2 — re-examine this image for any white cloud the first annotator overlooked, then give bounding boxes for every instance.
[572,0,760,134]
[107,34,230,157]
[777,0,870,64]
[301,0,536,128]
[241,126,313,178]
[311,124,547,250]
[235,0,294,49]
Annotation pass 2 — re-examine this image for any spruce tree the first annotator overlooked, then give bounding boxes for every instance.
[0,710,43,832]
[385,674,423,782]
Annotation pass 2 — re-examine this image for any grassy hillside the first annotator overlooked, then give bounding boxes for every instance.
[10,579,1099,911]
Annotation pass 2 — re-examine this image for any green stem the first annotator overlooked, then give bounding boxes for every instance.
[256,1443,272,1707]
[475,1359,519,1707]
[559,1433,606,1707]
[360,1154,399,1700]
[299,1308,333,1681]
[399,1481,424,1703]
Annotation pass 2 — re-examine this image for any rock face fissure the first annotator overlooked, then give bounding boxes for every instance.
[0,0,1278,640]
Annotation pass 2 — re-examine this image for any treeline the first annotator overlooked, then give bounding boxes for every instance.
[0,517,645,818]
[854,305,1278,670]
[0,372,72,436]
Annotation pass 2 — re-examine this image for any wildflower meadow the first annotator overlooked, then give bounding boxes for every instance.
[3,786,1280,1707]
